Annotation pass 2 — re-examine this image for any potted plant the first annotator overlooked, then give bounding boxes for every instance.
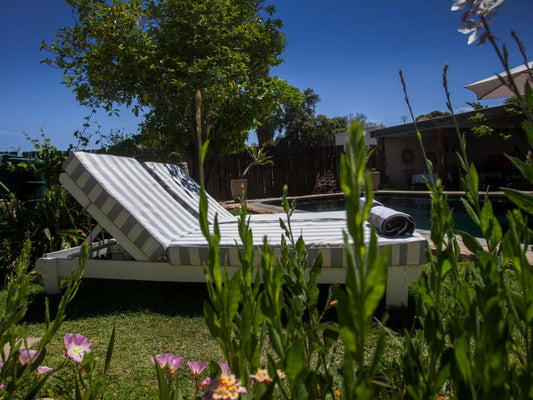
[231,145,273,202]
[366,146,380,190]
[369,168,380,190]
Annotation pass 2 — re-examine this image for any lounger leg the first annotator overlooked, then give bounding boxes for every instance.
[36,258,61,294]
[386,265,422,306]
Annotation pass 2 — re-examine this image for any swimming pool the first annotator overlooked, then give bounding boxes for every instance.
[260,193,517,237]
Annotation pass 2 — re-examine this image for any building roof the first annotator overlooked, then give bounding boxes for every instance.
[371,105,524,138]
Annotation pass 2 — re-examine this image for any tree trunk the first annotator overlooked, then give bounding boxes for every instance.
[189,144,201,183]
[256,122,275,146]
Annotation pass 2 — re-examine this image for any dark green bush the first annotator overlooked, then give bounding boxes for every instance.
[0,185,88,286]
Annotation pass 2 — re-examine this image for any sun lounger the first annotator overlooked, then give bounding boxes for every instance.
[35,152,427,305]
[142,161,347,223]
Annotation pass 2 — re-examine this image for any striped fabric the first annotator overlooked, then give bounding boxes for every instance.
[166,218,427,267]
[143,161,348,224]
[143,161,234,223]
[62,151,427,269]
[62,152,200,260]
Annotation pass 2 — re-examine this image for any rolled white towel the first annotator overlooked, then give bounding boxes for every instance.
[359,197,415,237]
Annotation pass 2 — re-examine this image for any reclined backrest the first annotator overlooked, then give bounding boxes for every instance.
[61,151,199,261]
[143,161,234,223]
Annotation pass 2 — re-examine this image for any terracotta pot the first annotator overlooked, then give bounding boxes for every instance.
[369,171,380,191]
[230,178,248,202]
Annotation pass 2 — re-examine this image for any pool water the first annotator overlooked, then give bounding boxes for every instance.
[268,194,518,237]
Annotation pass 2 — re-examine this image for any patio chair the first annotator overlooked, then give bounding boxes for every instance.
[35,152,427,305]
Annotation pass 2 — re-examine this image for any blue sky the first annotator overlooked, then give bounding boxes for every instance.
[1,1,533,152]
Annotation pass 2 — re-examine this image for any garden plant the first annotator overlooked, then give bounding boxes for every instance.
[1,0,533,398]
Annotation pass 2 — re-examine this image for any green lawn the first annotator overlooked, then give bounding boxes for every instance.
[15,274,413,399]
[22,280,225,399]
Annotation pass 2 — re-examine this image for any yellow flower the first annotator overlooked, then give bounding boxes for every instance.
[205,374,246,400]
[250,368,272,385]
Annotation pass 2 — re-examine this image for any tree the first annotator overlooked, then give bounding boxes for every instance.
[42,0,296,179]
[415,110,451,121]
[274,88,347,146]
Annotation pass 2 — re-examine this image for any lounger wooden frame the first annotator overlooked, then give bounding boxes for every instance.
[36,238,423,306]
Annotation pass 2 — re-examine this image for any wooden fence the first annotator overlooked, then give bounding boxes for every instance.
[13,146,344,202]
[204,146,345,201]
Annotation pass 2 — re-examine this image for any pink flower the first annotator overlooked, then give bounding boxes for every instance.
[204,374,246,400]
[36,366,53,375]
[188,360,209,379]
[150,353,183,377]
[199,376,211,390]
[167,355,184,375]
[151,353,169,368]
[217,361,231,375]
[19,349,39,365]
[64,333,92,363]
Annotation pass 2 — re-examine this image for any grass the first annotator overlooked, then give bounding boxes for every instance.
[9,272,413,399]
[21,279,224,399]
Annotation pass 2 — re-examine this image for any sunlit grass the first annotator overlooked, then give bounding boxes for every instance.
[22,280,224,399]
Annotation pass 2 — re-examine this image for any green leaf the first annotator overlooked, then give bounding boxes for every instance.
[21,375,51,400]
[200,140,210,165]
[460,197,480,226]
[203,302,222,338]
[454,336,472,381]
[268,325,285,359]
[104,325,116,375]
[502,188,533,214]
[154,358,171,400]
[457,230,483,254]
[505,154,533,183]
[285,340,305,381]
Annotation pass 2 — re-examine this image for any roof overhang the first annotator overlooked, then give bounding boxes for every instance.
[371,105,524,139]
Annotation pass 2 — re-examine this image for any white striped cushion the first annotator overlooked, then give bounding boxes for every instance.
[166,219,427,267]
[143,161,234,223]
[63,152,200,260]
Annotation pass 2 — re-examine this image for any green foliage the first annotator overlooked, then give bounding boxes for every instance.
[396,28,533,394]
[96,129,143,157]
[260,189,341,400]
[22,130,69,188]
[0,241,86,398]
[240,145,274,178]
[335,122,390,400]
[0,184,88,284]
[1,2,529,399]
[469,112,495,138]
[415,110,451,121]
[274,88,348,146]
[466,101,487,110]
[42,0,296,178]
[0,132,88,283]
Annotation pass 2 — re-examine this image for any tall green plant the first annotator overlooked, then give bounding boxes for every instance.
[0,241,86,398]
[335,121,390,400]
[260,189,340,400]
[196,90,265,386]
[394,2,533,395]
[200,115,391,399]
